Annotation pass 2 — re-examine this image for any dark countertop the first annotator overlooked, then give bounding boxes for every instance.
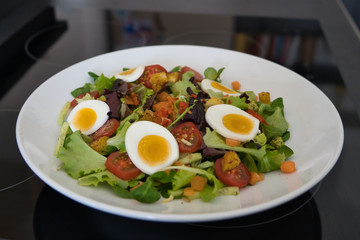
[1,1,359,239]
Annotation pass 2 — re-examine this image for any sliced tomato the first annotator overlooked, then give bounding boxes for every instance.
[181,66,203,82]
[70,91,100,108]
[170,122,202,153]
[214,157,250,188]
[246,109,269,125]
[90,118,120,140]
[137,64,167,89]
[105,151,142,181]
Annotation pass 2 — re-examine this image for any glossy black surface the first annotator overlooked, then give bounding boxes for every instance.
[1,2,360,240]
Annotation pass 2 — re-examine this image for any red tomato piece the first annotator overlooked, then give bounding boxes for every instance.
[137,64,167,89]
[105,151,142,181]
[70,91,100,108]
[214,157,250,188]
[170,122,202,153]
[246,109,269,125]
[181,66,203,82]
[90,118,120,140]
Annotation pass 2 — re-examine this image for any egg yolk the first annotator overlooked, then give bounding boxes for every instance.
[210,81,237,94]
[72,108,97,132]
[138,135,171,166]
[222,114,254,134]
[119,68,136,76]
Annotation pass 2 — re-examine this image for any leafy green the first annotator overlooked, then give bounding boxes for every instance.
[226,95,248,110]
[241,154,258,172]
[93,74,116,94]
[172,169,196,190]
[130,180,160,203]
[203,128,267,162]
[133,83,154,106]
[177,153,203,165]
[70,83,92,97]
[164,165,224,201]
[170,71,198,96]
[57,131,107,179]
[88,71,99,80]
[257,150,286,173]
[204,67,225,82]
[107,120,132,151]
[170,66,181,72]
[150,170,176,184]
[78,170,128,188]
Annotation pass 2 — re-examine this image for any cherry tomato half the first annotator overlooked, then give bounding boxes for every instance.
[137,64,167,89]
[70,91,100,108]
[246,109,269,125]
[105,151,142,181]
[90,118,120,141]
[214,157,250,188]
[181,66,203,82]
[170,122,202,153]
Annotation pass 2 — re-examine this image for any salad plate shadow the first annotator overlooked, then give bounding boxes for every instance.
[16,45,343,222]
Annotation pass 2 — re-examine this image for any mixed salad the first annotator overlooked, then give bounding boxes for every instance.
[55,64,294,204]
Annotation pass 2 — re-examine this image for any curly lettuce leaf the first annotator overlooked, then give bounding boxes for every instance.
[57,131,107,179]
[164,165,225,201]
[78,170,128,188]
[170,72,199,96]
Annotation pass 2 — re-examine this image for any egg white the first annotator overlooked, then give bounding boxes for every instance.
[125,121,179,175]
[205,104,260,142]
[115,65,145,82]
[67,100,110,135]
[201,79,240,96]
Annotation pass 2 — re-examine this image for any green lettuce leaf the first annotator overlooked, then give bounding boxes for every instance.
[107,120,132,151]
[257,150,286,173]
[170,71,198,96]
[203,128,267,162]
[78,170,129,188]
[92,74,116,94]
[57,131,107,179]
[172,169,196,190]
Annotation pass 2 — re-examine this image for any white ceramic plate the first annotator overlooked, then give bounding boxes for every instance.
[16,45,344,222]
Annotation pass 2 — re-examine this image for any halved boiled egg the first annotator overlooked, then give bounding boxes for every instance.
[205,104,260,142]
[67,100,109,135]
[125,121,179,175]
[201,79,240,96]
[115,65,145,82]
